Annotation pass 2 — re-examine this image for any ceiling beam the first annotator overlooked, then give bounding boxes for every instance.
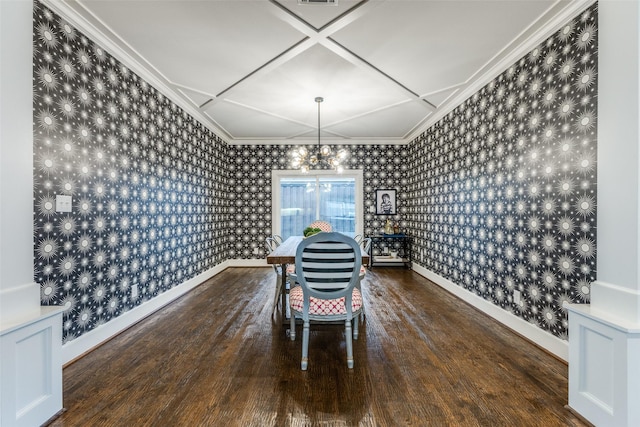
[202,0,434,116]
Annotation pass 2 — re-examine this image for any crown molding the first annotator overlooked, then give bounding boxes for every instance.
[227,137,410,146]
[40,0,232,143]
[406,0,597,142]
[40,0,595,148]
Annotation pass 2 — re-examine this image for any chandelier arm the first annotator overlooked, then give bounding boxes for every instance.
[290,96,347,173]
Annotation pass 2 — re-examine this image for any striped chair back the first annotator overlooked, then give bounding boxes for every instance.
[295,232,361,296]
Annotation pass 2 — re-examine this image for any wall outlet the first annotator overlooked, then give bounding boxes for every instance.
[253,247,259,255]
[56,195,72,212]
[131,284,138,298]
[513,290,521,304]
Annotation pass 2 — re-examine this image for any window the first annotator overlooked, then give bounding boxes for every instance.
[272,170,363,240]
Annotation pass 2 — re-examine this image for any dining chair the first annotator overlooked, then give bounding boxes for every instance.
[308,220,332,232]
[360,238,372,263]
[289,232,363,370]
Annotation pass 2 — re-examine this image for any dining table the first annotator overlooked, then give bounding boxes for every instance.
[266,235,370,318]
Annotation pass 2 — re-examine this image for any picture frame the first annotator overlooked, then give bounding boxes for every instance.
[375,189,397,215]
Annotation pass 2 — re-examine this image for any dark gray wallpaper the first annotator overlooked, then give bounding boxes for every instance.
[405,4,598,339]
[33,3,231,342]
[34,1,596,343]
[228,144,409,241]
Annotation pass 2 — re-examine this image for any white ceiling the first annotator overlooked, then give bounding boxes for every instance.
[53,0,581,145]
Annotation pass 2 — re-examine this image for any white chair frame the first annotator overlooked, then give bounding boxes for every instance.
[289,232,363,370]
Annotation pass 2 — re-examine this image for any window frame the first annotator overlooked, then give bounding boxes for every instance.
[272,169,364,239]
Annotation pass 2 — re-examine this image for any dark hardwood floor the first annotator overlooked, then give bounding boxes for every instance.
[49,267,590,426]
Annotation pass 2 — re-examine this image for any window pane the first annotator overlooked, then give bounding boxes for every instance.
[279,176,356,239]
[280,178,316,239]
[318,178,356,237]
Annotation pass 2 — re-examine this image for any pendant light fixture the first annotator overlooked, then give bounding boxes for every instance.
[290,97,348,173]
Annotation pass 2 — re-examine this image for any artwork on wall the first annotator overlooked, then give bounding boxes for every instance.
[375,189,397,215]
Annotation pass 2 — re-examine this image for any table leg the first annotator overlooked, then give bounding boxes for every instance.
[281,263,288,319]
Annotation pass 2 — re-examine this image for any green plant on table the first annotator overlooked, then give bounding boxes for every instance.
[303,227,322,238]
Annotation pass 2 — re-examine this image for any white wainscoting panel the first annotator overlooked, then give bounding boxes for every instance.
[0,307,64,427]
[568,305,640,427]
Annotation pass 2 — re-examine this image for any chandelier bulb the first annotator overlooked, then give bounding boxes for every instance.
[320,145,332,156]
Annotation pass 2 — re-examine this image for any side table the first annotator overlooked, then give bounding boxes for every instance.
[368,234,411,269]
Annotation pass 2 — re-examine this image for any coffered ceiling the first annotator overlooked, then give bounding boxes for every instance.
[51,0,581,145]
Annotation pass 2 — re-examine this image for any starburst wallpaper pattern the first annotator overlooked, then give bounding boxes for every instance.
[32,3,235,342]
[33,1,596,343]
[405,5,598,339]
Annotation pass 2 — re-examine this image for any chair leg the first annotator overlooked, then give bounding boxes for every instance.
[290,310,296,341]
[353,314,359,340]
[345,318,354,369]
[301,319,310,370]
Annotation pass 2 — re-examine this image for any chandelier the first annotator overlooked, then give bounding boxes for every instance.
[290,97,348,173]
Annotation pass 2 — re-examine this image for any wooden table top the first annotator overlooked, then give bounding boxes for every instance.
[266,235,370,265]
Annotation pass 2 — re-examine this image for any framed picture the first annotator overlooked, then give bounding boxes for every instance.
[375,189,397,215]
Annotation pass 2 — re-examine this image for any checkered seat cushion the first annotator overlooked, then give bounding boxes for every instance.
[308,220,332,232]
[289,285,362,315]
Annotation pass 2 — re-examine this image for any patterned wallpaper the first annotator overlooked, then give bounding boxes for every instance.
[33,3,232,342]
[228,144,409,240]
[405,4,598,339]
[33,1,596,343]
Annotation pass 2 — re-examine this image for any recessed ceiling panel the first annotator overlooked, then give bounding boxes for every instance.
[77,0,306,96]
[61,0,582,144]
[206,101,313,139]
[332,1,556,96]
[219,44,413,128]
[275,0,366,29]
[327,102,429,138]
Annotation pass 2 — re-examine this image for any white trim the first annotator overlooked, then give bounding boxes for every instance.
[227,138,410,146]
[59,260,570,367]
[0,307,64,427]
[227,259,270,268]
[406,0,597,141]
[271,169,364,239]
[40,0,595,147]
[412,263,569,361]
[61,261,230,365]
[40,0,232,143]
[568,305,640,426]
[0,282,40,327]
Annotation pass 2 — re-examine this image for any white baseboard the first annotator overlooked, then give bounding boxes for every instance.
[61,261,568,365]
[227,258,269,268]
[61,261,231,365]
[412,263,569,361]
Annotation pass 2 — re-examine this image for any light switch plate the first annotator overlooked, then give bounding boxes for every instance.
[56,195,72,212]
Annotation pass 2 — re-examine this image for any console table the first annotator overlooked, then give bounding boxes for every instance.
[368,234,411,269]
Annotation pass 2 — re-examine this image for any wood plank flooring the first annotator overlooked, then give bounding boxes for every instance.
[49,267,590,426]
